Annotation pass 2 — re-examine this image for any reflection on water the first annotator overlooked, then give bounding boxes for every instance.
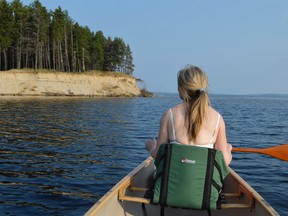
[0,95,287,215]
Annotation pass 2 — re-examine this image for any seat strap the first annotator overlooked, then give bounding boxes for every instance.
[141,203,148,216]
[159,144,172,205]
[202,149,216,209]
[160,206,165,216]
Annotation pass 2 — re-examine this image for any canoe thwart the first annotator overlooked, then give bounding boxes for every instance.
[221,203,254,209]
[119,195,151,204]
[118,178,132,200]
[118,179,151,204]
[222,183,255,209]
[129,186,149,192]
[238,183,255,208]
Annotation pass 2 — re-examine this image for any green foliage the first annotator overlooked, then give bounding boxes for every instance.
[124,44,135,75]
[0,0,135,74]
[51,7,66,42]
[91,31,105,70]
[0,0,14,70]
[112,37,126,71]
[0,0,13,49]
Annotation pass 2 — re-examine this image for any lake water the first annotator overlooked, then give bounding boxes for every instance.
[0,94,287,216]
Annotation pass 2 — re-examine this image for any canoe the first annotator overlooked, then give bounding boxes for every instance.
[85,157,279,216]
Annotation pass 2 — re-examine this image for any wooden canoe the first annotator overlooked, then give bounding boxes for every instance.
[85,157,279,216]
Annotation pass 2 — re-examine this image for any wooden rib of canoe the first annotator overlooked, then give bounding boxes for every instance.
[85,157,279,216]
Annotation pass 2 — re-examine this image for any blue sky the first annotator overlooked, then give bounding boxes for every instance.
[16,0,288,94]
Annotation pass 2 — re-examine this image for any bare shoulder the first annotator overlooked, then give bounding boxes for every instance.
[160,109,170,124]
[207,106,221,119]
[162,103,185,125]
[170,103,186,115]
[171,103,183,110]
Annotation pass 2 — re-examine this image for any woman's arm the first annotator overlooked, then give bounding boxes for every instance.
[214,116,232,165]
[145,110,170,158]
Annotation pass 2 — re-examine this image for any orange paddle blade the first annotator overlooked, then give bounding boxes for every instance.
[232,144,288,161]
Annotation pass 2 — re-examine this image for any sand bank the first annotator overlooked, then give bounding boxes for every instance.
[0,70,141,97]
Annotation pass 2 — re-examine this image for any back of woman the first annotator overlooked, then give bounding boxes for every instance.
[168,104,220,147]
[146,65,232,165]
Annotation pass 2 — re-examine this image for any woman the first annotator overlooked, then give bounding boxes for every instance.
[146,65,232,165]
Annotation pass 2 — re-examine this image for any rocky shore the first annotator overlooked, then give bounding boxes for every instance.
[0,70,147,97]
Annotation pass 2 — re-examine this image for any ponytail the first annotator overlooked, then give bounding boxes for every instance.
[177,65,210,142]
[187,91,209,141]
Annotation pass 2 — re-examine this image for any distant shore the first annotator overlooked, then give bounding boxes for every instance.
[0,69,153,97]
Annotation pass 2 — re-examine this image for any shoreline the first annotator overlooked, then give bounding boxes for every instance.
[0,69,153,98]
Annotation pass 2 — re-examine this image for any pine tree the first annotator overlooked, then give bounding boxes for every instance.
[11,0,29,69]
[124,44,135,75]
[51,6,66,71]
[103,36,113,71]
[90,30,105,71]
[0,0,14,70]
[112,37,126,72]
[73,23,92,71]
[29,0,50,70]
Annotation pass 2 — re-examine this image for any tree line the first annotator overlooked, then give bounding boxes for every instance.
[0,0,135,74]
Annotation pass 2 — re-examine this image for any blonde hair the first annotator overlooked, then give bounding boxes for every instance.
[177,65,210,142]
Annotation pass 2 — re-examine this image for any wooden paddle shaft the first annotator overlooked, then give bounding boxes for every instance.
[232,144,288,161]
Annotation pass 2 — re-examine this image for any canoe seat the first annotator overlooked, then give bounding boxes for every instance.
[118,179,255,210]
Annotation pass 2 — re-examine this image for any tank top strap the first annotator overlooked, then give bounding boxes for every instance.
[169,109,177,142]
[209,113,221,143]
[215,113,221,130]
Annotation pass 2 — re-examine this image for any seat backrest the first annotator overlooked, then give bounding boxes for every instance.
[152,143,229,210]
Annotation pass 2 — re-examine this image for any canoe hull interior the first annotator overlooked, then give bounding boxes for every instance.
[85,157,279,216]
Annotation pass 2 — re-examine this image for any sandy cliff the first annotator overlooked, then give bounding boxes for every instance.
[0,70,141,97]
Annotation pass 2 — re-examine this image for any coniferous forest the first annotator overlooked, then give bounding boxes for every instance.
[0,0,135,74]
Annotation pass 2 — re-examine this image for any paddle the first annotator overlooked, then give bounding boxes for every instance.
[232,144,288,161]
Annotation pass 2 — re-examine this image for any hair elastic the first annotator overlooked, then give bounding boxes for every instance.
[199,88,205,92]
